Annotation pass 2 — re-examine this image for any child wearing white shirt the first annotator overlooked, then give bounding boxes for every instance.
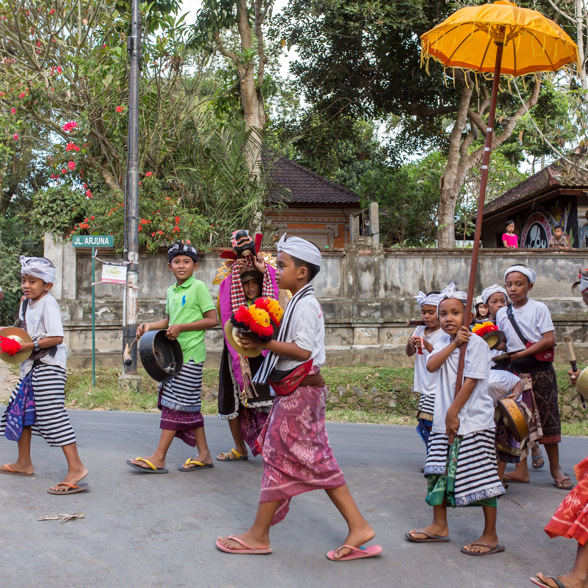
[405,282,505,556]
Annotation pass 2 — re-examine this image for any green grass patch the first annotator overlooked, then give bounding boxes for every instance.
[6,363,581,436]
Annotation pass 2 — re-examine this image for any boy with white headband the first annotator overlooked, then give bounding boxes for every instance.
[406,281,505,556]
[406,290,443,454]
[0,256,89,495]
[496,264,571,490]
[217,234,382,562]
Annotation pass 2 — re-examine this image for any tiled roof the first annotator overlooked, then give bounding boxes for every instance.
[265,155,360,205]
[483,156,588,217]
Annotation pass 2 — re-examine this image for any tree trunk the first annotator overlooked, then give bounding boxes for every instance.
[437,80,474,248]
[237,0,266,177]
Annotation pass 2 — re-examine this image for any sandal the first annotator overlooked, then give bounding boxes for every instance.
[554,476,574,490]
[532,453,545,470]
[216,448,249,462]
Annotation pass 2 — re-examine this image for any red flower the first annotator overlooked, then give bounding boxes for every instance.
[63,121,78,132]
[61,168,67,174]
[67,161,76,171]
[115,105,124,113]
[66,142,80,152]
[145,171,153,177]
[173,225,180,233]
[49,9,55,15]
[56,66,62,74]
[10,107,15,114]
[90,216,95,220]
[12,133,18,141]
[18,91,25,99]
[157,230,163,235]
[86,190,93,198]
[174,216,180,223]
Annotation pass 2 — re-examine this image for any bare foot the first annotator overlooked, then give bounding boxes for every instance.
[217,531,270,551]
[332,523,376,559]
[406,522,449,541]
[535,572,585,588]
[129,456,165,470]
[503,473,530,483]
[49,466,88,492]
[0,462,34,476]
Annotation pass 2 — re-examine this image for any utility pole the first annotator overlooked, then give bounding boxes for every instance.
[121,0,141,389]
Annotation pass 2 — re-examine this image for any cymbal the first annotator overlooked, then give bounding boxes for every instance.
[0,326,32,364]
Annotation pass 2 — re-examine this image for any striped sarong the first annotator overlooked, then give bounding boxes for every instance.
[0,364,76,447]
[159,359,203,412]
[424,430,505,507]
[417,393,435,422]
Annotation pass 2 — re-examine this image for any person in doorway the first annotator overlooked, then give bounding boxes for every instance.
[548,225,570,250]
[502,220,518,249]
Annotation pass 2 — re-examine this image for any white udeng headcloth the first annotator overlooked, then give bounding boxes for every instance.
[277,233,322,268]
[20,256,56,283]
[504,265,536,284]
[481,284,508,305]
[415,291,442,308]
[439,281,467,304]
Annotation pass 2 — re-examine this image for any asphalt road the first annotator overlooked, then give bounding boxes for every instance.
[0,408,586,588]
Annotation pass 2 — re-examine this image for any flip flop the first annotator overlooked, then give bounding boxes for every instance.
[47,482,90,495]
[216,535,272,555]
[532,453,545,470]
[554,476,575,490]
[461,542,505,556]
[405,529,450,543]
[216,448,249,462]
[530,575,567,588]
[0,464,33,476]
[178,458,214,472]
[326,544,383,561]
[126,457,168,474]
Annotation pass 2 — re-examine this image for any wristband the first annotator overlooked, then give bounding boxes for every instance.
[33,341,41,353]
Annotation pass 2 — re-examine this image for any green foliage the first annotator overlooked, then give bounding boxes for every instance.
[360,153,444,246]
[30,186,88,236]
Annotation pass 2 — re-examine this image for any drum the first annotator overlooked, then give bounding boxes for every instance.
[497,398,529,442]
[138,329,183,382]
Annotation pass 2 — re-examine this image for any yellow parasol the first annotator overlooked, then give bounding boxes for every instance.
[421,1,578,442]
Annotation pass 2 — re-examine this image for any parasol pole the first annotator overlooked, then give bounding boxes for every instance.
[450,41,504,445]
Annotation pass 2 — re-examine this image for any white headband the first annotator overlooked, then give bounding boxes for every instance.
[415,291,442,308]
[505,265,536,284]
[277,234,322,268]
[481,284,508,305]
[20,256,56,283]
[439,281,467,304]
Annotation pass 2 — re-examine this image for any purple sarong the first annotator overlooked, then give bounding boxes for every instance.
[160,405,203,447]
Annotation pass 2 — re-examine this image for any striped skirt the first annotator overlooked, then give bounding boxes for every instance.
[0,364,76,447]
[159,359,203,412]
[417,393,435,422]
[425,430,505,507]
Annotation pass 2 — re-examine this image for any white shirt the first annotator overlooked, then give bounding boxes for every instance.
[496,299,554,352]
[428,332,494,435]
[413,325,444,396]
[19,294,68,375]
[275,295,326,372]
[488,370,522,407]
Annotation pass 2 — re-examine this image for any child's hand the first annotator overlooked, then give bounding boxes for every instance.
[166,324,183,340]
[506,390,522,401]
[253,255,266,274]
[445,410,460,436]
[569,368,581,387]
[136,323,150,338]
[454,326,471,347]
[235,332,257,349]
[408,335,419,347]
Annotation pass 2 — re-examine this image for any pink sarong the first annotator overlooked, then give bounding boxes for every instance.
[257,384,346,525]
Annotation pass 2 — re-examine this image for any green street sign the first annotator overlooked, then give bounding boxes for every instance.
[72,235,114,247]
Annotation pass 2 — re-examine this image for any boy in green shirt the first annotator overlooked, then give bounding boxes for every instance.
[127,243,218,473]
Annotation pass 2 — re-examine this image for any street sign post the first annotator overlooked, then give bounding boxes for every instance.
[73,235,114,386]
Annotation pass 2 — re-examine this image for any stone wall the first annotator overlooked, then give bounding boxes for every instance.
[44,234,588,368]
